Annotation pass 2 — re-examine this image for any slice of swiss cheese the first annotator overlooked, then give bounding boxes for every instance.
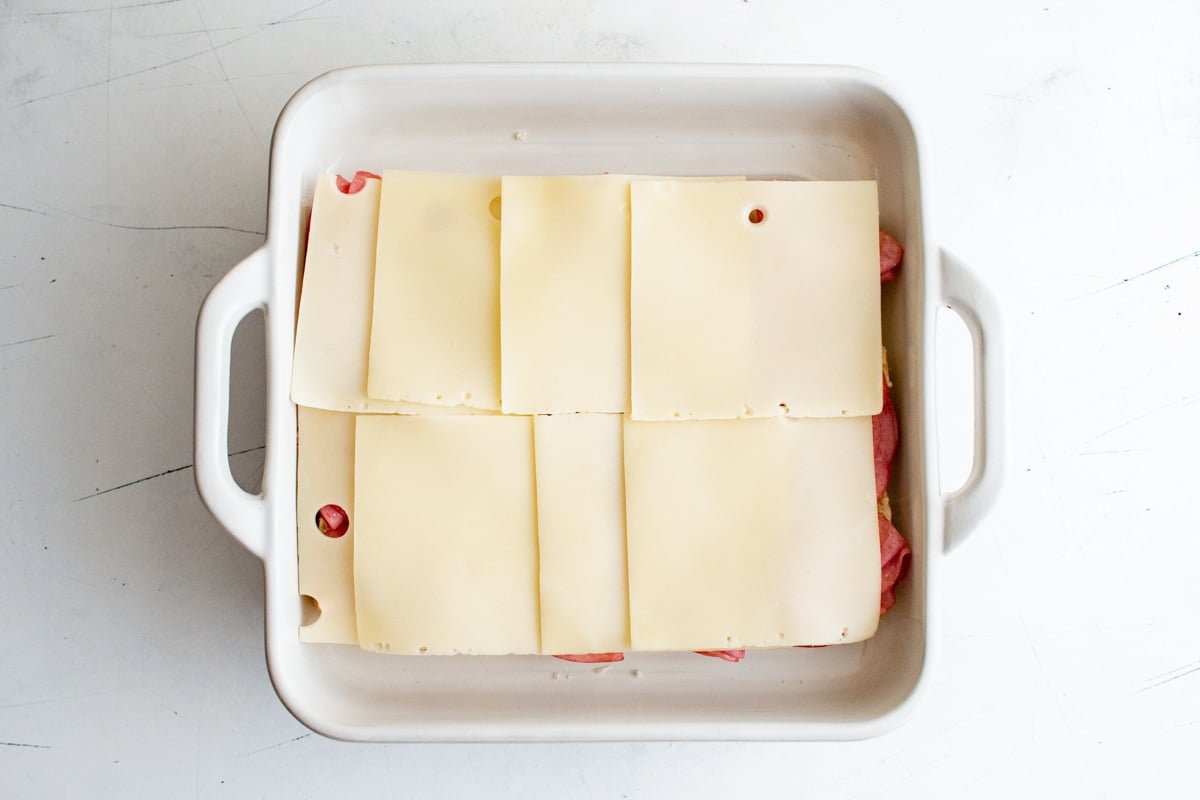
[533,413,630,655]
[499,175,633,414]
[296,407,357,644]
[623,415,881,651]
[499,175,743,415]
[290,173,490,415]
[630,180,882,421]
[353,415,540,655]
[367,172,501,410]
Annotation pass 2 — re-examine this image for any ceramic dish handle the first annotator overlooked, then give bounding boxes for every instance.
[194,247,270,559]
[939,249,1006,552]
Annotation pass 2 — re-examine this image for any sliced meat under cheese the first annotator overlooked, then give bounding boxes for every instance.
[879,513,912,615]
[879,230,904,283]
[873,374,898,499]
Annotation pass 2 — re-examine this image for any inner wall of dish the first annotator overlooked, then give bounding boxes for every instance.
[267,71,928,731]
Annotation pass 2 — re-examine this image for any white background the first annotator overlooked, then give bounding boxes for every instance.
[2,1,1198,797]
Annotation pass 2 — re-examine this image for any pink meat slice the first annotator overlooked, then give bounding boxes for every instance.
[879,513,911,615]
[316,504,348,538]
[694,650,746,662]
[873,376,898,500]
[553,652,625,663]
[879,230,903,283]
[335,170,382,195]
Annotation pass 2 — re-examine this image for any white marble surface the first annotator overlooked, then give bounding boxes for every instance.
[2,0,1198,796]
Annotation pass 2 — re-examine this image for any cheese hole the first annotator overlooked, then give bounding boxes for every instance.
[300,594,321,627]
[743,405,754,416]
[747,207,766,224]
[315,504,349,538]
[672,411,681,418]
[435,393,443,401]
[464,392,472,400]
[419,646,428,654]
[489,196,502,221]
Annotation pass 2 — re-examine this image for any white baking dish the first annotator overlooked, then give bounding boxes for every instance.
[194,64,1004,742]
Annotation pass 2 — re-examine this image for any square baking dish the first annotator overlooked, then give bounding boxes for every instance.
[194,64,1004,741]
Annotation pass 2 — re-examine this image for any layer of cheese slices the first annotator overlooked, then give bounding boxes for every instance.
[291,171,884,656]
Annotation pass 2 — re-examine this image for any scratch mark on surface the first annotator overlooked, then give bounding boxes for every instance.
[239,733,311,756]
[78,219,264,235]
[12,47,219,108]
[0,741,51,749]
[74,445,264,501]
[1069,250,1199,301]
[0,284,23,291]
[22,0,181,14]
[1138,660,1200,694]
[118,0,185,8]
[0,334,55,349]
[106,0,114,235]
[0,202,49,216]
[0,687,132,710]
[1158,56,1200,81]
[196,527,226,559]
[26,201,263,235]
[191,0,259,147]
[146,16,338,37]
[263,0,339,28]
[12,0,337,109]
[972,89,1037,105]
[1082,394,1197,445]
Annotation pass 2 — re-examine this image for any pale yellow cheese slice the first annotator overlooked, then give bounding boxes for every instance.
[367,172,501,410]
[295,406,356,644]
[533,413,630,655]
[623,415,880,651]
[500,174,632,414]
[499,175,742,415]
[353,415,540,655]
[291,173,489,416]
[630,180,882,421]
